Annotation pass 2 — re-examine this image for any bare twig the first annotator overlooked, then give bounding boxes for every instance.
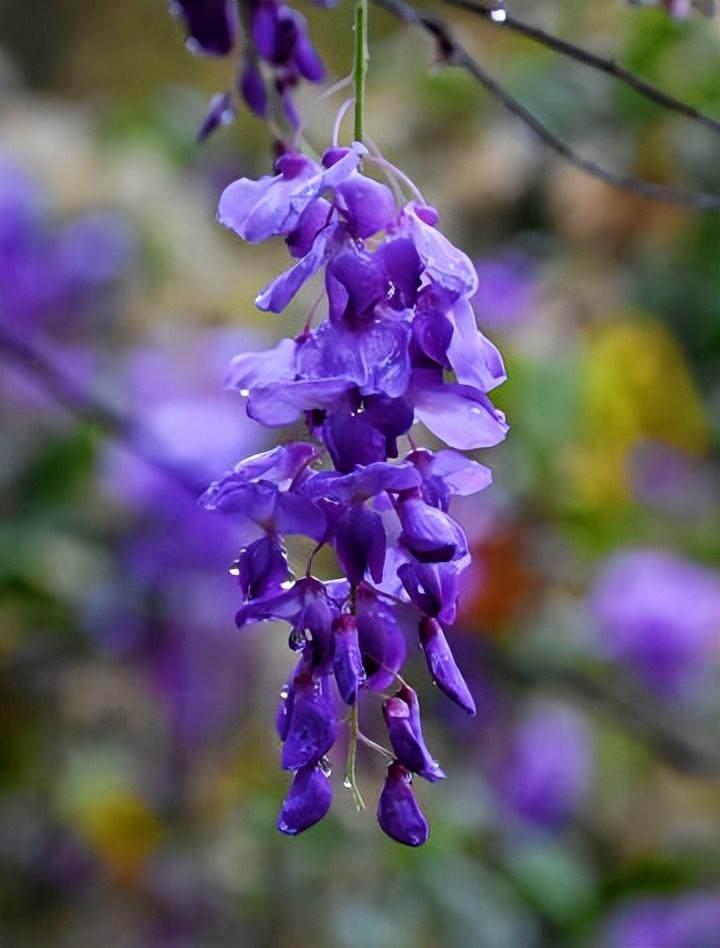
[0,328,201,498]
[373,0,720,210]
[446,0,720,136]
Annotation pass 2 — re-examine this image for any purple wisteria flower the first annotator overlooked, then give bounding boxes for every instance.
[172,0,328,136]
[202,138,508,843]
[602,890,719,948]
[590,549,718,699]
[491,703,594,830]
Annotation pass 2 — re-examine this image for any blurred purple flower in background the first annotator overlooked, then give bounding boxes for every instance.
[471,252,536,331]
[0,155,131,336]
[602,890,720,948]
[491,703,594,829]
[591,549,719,699]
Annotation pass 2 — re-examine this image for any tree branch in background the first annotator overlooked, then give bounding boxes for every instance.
[373,0,720,210]
[446,0,720,136]
[0,327,200,498]
[486,644,720,779]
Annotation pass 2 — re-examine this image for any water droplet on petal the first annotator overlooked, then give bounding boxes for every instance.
[343,777,352,789]
[239,388,250,397]
[228,560,241,576]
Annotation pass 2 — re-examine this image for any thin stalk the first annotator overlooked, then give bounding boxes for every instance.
[345,702,366,810]
[353,0,369,142]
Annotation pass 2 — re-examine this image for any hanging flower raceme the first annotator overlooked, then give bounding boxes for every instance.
[201,139,508,845]
[172,0,328,137]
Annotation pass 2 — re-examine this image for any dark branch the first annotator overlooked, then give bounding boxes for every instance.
[0,327,201,498]
[446,0,720,136]
[373,0,720,210]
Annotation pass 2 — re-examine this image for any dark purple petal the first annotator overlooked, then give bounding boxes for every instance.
[322,410,388,473]
[376,762,429,847]
[336,175,396,239]
[383,691,445,782]
[255,222,341,312]
[276,675,295,740]
[333,615,365,704]
[398,496,467,563]
[326,245,389,323]
[304,461,420,503]
[237,534,290,600]
[296,317,412,399]
[251,1,279,59]
[277,762,332,835]
[356,594,407,691]
[398,561,461,625]
[274,492,327,542]
[174,0,238,56]
[419,617,476,715]
[286,198,333,258]
[289,12,325,81]
[235,576,323,630]
[196,91,235,142]
[375,237,422,309]
[335,503,386,586]
[239,60,267,116]
[281,677,337,770]
[413,381,508,450]
[412,310,453,367]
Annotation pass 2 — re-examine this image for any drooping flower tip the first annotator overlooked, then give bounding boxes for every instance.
[419,617,476,715]
[376,762,430,847]
[277,762,333,835]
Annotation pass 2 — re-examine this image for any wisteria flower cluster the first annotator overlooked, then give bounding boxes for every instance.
[201,139,508,844]
[172,0,329,138]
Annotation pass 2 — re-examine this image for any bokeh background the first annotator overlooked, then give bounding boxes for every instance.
[0,1,718,946]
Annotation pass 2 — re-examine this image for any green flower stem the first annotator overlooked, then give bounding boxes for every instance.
[345,702,366,811]
[353,0,369,142]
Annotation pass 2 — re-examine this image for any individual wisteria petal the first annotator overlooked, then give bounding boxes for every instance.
[304,461,419,504]
[419,617,476,715]
[217,153,320,243]
[398,495,468,563]
[248,377,355,426]
[274,491,327,542]
[377,762,430,847]
[326,245,389,323]
[397,561,462,625]
[335,503,386,585]
[413,380,509,450]
[239,58,267,117]
[277,762,333,835]
[322,410,388,473]
[401,203,478,301]
[333,615,365,704]
[281,676,337,770]
[196,91,235,142]
[356,592,407,692]
[410,448,493,498]
[226,337,297,393]
[296,317,412,400]
[173,0,238,56]
[235,576,329,630]
[237,534,290,600]
[255,223,341,312]
[446,298,507,392]
[383,688,445,782]
[286,198,333,258]
[220,442,317,487]
[335,174,397,239]
[375,237,423,309]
